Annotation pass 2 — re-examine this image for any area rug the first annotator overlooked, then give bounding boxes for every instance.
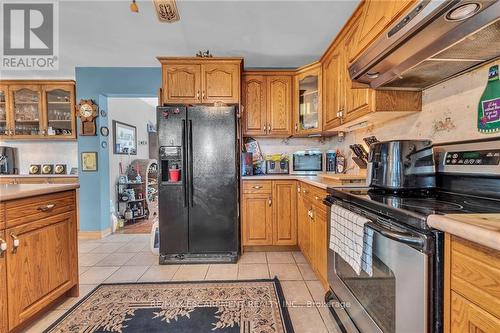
[45,278,294,333]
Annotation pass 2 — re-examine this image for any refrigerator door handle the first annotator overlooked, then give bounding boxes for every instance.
[188,119,194,207]
[182,119,188,207]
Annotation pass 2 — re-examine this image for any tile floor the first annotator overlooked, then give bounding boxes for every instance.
[23,233,340,333]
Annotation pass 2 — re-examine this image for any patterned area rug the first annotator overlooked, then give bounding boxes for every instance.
[45,278,294,333]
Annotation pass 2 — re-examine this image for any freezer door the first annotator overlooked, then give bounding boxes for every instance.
[187,106,238,253]
[158,106,189,255]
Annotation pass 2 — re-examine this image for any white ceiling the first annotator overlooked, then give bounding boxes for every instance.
[1,0,359,79]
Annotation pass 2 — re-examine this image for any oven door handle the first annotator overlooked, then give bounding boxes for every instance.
[366,221,426,251]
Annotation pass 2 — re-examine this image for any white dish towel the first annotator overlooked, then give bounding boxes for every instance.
[329,204,374,276]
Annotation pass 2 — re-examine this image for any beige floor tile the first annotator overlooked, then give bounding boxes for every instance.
[105,266,149,283]
[139,265,180,282]
[238,252,267,264]
[118,241,150,253]
[124,253,159,266]
[237,263,269,280]
[79,266,91,275]
[94,252,136,266]
[292,251,308,264]
[79,266,119,284]
[205,264,238,280]
[78,253,109,266]
[24,310,67,333]
[101,234,136,242]
[269,263,303,280]
[266,251,295,263]
[89,242,124,254]
[298,263,319,280]
[172,264,209,281]
[317,305,342,333]
[78,242,101,254]
[281,280,314,305]
[305,280,328,304]
[56,284,97,310]
[287,306,329,333]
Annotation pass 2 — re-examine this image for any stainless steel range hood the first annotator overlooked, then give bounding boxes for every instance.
[349,0,500,90]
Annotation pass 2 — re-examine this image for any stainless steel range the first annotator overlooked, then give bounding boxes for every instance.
[324,138,500,333]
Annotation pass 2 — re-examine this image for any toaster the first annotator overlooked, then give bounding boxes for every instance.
[266,159,289,174]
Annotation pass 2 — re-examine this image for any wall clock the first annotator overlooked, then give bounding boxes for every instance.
[76,99,98,136]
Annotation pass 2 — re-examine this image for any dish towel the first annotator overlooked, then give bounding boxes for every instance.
[329,204,374,276]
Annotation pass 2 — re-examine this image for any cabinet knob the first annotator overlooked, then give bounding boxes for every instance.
[196,90,200,99]
[295,123,298,131]
[0,239,7,254]
[11,234,20,251]
[37,203,56,212]
[315,195,320,201]
[268,197,272,206]
[253,185,262,189]
[297,187,301,193]
[202,91,206,100]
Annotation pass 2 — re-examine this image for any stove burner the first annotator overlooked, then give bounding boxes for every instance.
[398,199,464,211]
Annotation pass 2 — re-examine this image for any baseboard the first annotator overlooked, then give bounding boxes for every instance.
[243,245,299,252]
[78,228,112,240]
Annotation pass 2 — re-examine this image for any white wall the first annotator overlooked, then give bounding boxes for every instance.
[108,97,157,206]
[0,141,77,174]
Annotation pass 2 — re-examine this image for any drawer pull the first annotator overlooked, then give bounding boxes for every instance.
[303,189,308,194]
[315,196,320,201]
[11,234,20,251]
[38,203,56,212]
[268,197,272,207]
[0,238,7,254]
[252,185,262,189]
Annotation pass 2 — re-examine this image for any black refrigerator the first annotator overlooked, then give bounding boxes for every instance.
[157,105,239,264]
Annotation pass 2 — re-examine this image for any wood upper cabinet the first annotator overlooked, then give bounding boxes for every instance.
[202,63,240,104]
[267,76,292,136]
[42,84,76,139]
[159,58,242,105]
[242,71,293,137]
[322,49,343,130]
[0,85,9,138]
[0,230,7,333]
[272,181,297,245]
[6,210,77,330]
[294,62,322,136]
[9,85,43,139]
[163,63,202,104]
[242,193,273,245]
[242,75,267,136]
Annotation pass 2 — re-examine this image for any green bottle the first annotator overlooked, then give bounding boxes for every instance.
[478,65,500,134]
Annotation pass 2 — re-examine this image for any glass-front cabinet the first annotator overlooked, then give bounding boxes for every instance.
[294,62,322,136]
[0,81,76,140]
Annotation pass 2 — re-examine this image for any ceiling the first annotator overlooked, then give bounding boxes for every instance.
[1,0,359,79]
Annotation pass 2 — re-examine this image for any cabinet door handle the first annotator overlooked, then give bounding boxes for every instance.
[302,189,308,194]
[252,185,262,189]
[196,90,200,99]
[9,129,14,136]
[263,125,267,132]
[11,233,20,251]
[295,123,298,131]
[268,124,271,132]
[315,195,320,201]
[0,238,7,255]
[268,197,272,206]
[202,91,206,100]
[297,187,301,193]
[37,203,56,212]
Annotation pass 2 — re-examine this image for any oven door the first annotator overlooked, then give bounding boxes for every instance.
[327,202,430,333]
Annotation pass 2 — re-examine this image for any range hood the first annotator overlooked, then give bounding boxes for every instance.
[349,0,500,90]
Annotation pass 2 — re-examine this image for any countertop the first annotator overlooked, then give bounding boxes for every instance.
[428,214,500,251]
[0,183,80,202]
[0,174,78,178]
[242,174,368,190]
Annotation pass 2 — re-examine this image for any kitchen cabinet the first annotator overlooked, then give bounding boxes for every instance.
[242,71,294,137]
[158,58,242,105]
[0,177,79,185]
[1,229,7,333]
[322,48,343,130]
[272,181,297,245]
[0,80,76,140]
[242,180,296,246]
[444,234,500,332]
[294,62,322,136]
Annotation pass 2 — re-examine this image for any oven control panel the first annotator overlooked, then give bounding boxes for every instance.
[445,150,500,166]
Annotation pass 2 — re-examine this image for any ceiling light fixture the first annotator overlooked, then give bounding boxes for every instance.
[130,0,139,13]
[446,3,481,21]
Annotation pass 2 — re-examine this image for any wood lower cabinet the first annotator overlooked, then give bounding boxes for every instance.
[272,181,297,245]
[312,206,327,286]
[444,234,500,332]
[0,230,7,333]
[158,58,242,105]
[241,193,273,245]
[1,190,78,332]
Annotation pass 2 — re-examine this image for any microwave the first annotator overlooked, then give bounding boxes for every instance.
[289,150,324,175]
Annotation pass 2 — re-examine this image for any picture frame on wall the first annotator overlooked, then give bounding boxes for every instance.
[81,152,98,172]
[113,120,137,155]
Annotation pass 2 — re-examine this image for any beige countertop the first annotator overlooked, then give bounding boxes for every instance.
[0,183,80,202]
[242,174,368,190]
[428,214,500,251]
[0,174,78,178]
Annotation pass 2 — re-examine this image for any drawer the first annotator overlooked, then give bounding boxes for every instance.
[5,190,76,228]
[300,182,327,207]
[450,236,500,319]
[242,180,272,194]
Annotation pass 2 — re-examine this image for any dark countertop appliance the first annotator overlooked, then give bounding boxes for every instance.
[157,105,239,264]
[324,137,500,333]
[368,139,436,190]
[0,146,18,174]
[266,158,289,174]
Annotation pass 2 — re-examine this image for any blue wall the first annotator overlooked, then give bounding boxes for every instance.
[76,67,161,231]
